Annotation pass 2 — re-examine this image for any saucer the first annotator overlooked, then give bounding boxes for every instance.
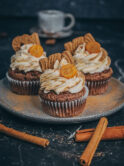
[30,27,73,39]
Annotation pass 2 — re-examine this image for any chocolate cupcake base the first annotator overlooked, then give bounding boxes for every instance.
[85,68,113,95]
[86,79,109,95]
[39,86,89,118]
[6,73,40,95]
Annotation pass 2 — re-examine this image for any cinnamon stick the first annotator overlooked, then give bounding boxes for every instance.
[0,124,49,147]
[76,126,124,142]
[80,117,108,166]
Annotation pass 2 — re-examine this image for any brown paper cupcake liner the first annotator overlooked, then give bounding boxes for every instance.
[6,72,40,95]
[40,86,89,118]
[86,79,110,95]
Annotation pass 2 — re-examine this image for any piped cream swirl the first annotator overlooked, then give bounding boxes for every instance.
[10,44,46,72]
[73,43,111,74]
[40,58,85,94]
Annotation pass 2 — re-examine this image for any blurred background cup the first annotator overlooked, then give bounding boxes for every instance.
[38,10,75,34]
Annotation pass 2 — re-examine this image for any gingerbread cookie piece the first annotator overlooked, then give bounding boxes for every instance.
[48,53,62,69]
[84,33,95,43]
[45,39,56,45]
[39,50,74,72]
[72,36,84,51]
[39,58,49,72]
[62,51,74,64]
[64,42,73,54]
[64,33,98,54]
[12,33,40,51]
[64,37,84,54]
[31,33,41,45]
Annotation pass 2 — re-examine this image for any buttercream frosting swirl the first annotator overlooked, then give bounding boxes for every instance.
[73,43,111,74]
[40,58,85,94]
[10,44,46,72]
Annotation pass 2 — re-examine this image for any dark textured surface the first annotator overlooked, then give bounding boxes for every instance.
[0,0,124,19]
[0,18,124,166]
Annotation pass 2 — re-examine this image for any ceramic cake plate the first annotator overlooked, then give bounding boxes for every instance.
[0,77,124,124]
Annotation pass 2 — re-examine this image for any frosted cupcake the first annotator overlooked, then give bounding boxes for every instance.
[6,33,46,95]
[39,52,88,117]
[64,33,113,95]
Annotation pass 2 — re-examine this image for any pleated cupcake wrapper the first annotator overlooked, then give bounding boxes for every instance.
[40,86,89,117]
[86,79,109,95]
[86,80,108,87]
[6,72,40,95]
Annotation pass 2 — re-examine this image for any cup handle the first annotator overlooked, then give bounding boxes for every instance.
[63,13,75,31]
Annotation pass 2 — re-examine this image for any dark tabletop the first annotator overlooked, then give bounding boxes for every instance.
[0,18,124,166]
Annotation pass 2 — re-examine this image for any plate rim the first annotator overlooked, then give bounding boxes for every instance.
[0,77,124,124]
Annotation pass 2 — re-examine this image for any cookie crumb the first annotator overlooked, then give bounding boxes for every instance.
[94,152,105,157]
[45,39,56,45]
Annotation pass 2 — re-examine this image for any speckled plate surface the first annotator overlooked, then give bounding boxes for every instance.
[0,77,124,124]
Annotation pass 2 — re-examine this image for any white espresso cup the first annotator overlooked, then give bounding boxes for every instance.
[38,10,75,33]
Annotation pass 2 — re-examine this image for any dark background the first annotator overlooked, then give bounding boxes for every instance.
[0,0,124,19]
[0,1,124,166]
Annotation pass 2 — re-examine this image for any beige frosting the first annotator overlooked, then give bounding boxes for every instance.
[40,58,85,94]
[10,44,46,72]
[73,43,110,74]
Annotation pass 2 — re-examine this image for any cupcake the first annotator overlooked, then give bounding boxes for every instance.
[39,51,88,117]
[6,33,46,95]
[64,33,113,95]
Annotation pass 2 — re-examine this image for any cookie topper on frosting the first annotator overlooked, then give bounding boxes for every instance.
[39,51,74,72]
[12,33,41,51]
[64,33,102,54]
